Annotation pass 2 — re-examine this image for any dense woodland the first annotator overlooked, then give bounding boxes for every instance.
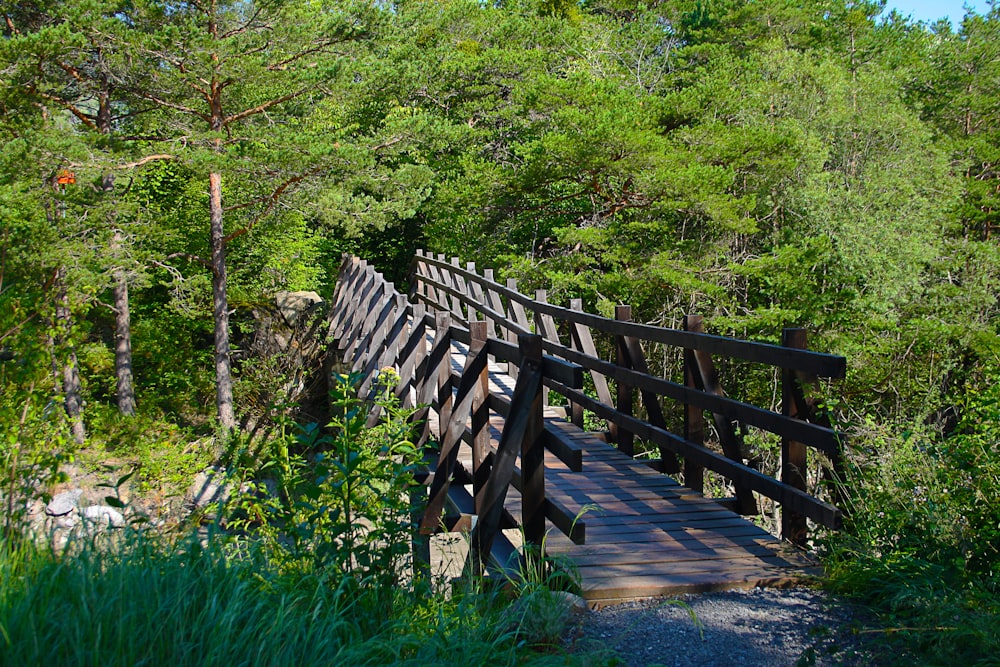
[2,0,1000,662]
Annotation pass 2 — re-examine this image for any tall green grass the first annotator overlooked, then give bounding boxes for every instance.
[0,530,582,667]
[0,374,594,667]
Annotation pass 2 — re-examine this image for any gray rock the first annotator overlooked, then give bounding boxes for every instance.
[82,505,125,528]
[275,291,324,326]
[46,489,83,516]
[188,468,232,508]
[551,590,590,616]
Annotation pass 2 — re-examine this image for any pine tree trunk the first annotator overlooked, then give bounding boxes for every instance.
[97,85,137,417]
[55,270,86,444]
[209,171,236,430]
[112,255,137,416]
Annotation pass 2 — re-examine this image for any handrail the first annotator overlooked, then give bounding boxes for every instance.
[413,251,847,377]
[328,254,586,577]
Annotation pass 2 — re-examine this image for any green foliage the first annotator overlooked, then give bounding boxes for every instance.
[0,381,598,666]
[222,374,421,584]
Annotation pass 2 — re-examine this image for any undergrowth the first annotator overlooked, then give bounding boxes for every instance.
[823,376,1000,666]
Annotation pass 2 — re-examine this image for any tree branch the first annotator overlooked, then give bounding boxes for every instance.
[162,252,211,270]
[117,154,175,169]
[225,88,308,124]
[222,167,322,243]
[135,90,212,124]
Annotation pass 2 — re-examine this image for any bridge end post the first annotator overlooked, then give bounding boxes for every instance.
[519,334,546,563]
[781,328,809,547]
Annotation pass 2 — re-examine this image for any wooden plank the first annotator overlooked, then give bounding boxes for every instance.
[577,567,817,601]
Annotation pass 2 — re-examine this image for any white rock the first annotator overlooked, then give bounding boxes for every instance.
[275,291,324,326]
[188,468,232,508]
[82,505,125,528]
[46,489,83,516]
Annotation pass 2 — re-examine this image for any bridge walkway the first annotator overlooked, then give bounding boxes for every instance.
[441,343,818,606]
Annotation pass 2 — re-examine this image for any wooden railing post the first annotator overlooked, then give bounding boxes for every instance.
[614,305,635,456]
[470,321,492,513]
[782,328,809,546]
[569,298,613,432]
[683,314,705,493]
[434,310,453,443]
[482,269,504,341]
[449,257,466,320]
[535,289,561,407]
[470,333,545,575]
[505,278,527,378]
[519,334,546,552]
[398,305,427,411]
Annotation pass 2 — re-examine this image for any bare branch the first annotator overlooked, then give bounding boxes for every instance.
[135,90,212,124]
[30,89,98,131]
[225,88,307,124]
[118,154,176,169]
[370,136,405,152]
[162,252,211,270]
[222,167,322,243]
[221,4,268,39]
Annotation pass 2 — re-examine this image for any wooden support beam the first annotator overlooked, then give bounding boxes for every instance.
[470,321,492,514]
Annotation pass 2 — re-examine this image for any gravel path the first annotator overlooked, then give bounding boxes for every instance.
[563,587,887,666]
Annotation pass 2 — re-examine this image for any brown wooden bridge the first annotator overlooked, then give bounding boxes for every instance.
[328,252,847,606]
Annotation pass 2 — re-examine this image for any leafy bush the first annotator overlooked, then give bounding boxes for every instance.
[825,371,1000,665]
[222,373,422,586]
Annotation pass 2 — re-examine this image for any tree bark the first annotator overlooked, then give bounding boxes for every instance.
[210,171,236,430]
[112,248,137,416]
[98,82,138,417]
[54,269,86,444]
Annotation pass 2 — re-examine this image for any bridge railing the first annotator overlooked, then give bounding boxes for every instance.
[410,250,848,546]
[328,255,585,576]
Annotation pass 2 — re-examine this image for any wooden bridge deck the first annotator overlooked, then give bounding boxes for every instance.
[444,344,819,606]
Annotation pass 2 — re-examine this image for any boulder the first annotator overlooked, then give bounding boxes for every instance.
[188,467,233,508]
[275,291,324,326]
[82,505,125,528]
[46,489,83,517]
